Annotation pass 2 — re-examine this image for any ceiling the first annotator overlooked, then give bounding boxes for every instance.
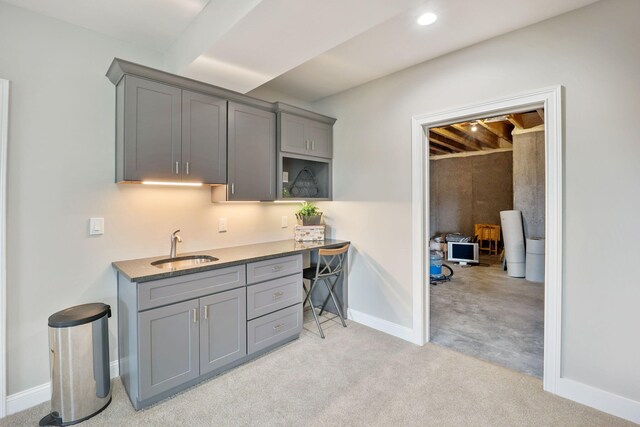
[4,0,599,102]
[428,110,545,157]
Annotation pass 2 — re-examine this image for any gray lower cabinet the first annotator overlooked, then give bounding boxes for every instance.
[137,288,247,401]
[117,254,304,410]
[117,76,226,184]
[138,299,199,400]
[200,288,246,374]
[247,304,303,354]
[222,102,276,201]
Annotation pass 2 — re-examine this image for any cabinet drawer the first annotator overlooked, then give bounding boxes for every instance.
[246,254,302,285]
[247,273,302,320]
[138,266,245,311]
[247,304,302,354]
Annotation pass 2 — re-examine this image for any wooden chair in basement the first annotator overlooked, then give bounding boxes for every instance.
[475,223,501,255]
[302,244,350,339]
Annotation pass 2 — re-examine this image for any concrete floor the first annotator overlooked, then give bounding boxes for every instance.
[430,254,544,378]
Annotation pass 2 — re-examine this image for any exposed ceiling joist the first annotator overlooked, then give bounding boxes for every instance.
[477,120,513,142]
[428,134,469,153]
[430,127,482,151]
[451,123,499,149]
[428,109,543,157]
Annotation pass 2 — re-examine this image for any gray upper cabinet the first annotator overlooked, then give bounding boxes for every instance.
[117,76,226,184]
[181,90,227,184]
[279,112,332,159]
[122,76,182,182]
[138,299,199,400]
[199,288,246,374]
[224,102,276,201]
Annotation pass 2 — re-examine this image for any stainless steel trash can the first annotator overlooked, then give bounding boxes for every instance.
[39,303,112,426]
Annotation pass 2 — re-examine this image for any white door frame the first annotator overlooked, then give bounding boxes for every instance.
[0,79,8,417]
[410,85,563,393]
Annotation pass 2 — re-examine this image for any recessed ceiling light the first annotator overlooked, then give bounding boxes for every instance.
[417,12,437,26]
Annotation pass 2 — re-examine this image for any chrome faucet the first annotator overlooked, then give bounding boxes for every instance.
[169,229,182,258]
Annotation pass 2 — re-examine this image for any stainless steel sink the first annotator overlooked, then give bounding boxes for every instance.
[151,255,218,270]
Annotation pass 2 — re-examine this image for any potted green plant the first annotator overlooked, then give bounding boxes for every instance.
[295,202,323,225]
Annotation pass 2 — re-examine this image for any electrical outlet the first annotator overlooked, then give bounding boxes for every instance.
[281,216,288,228]
[218,218,228,232]
[282,171,289,183]
[89,218,104,235]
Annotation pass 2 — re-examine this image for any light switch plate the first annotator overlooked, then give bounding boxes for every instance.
[282,171,289,183]
[281,216,288,228]
[89,217,104,235]
[218,218,228,232]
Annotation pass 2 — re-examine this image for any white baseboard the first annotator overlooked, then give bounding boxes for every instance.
[5,360,119,416]
[555,378,640,424]
[348,309,418,344]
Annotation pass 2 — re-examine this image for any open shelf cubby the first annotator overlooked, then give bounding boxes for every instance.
[279,154,332,201]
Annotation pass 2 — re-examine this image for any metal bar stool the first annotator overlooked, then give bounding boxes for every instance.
[302,244,349,338]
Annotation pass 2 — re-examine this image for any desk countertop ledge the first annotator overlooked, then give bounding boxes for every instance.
[113,239,349,283]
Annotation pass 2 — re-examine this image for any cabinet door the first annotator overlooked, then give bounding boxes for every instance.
[124,76,182,181]
[280,113,308,155]
[305,120,332,158]
[227,103,276,201]
[182,91,227,184]
[138,299,199,400]
[200,288,246,375]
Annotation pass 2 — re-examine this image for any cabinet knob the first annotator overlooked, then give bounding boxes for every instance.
[271,265,283,272]
[272,291,284,300]
[273,323,285,331]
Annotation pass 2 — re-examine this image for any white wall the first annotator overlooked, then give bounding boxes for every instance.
[0,3,304,395]
[314,0,640,403]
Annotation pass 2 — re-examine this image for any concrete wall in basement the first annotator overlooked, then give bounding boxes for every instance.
[429,151,513,238]
[513,129,545,239]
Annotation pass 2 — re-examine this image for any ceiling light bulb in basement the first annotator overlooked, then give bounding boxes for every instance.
[417,12,438,26]
[471,124,478,132]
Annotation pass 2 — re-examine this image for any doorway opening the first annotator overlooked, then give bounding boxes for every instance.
[428,110,545,378]
[410,86,563,393]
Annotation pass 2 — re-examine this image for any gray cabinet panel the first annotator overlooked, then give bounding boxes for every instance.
[138,299,199,400]
[138,266,245,311]
[280,113,307,155]
[200,288,246,374]
[247,304,303,355]
[227,103,276,201]
[246,254,302,285]
[124,76,182,181]
[306,120,332,158]
[246,273,302,320]
[278,112,332,159]
[182,91,227,184]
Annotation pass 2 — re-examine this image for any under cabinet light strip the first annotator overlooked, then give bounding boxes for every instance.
[142,181,203,187]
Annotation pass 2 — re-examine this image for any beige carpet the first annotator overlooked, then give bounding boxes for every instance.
[2,318,632,426]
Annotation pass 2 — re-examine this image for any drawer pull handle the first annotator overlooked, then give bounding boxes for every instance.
[192,308,197,323]
[204,305,208,320]
[272,291,284,300]
[273,323,285,331]
[271,265,283,272]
